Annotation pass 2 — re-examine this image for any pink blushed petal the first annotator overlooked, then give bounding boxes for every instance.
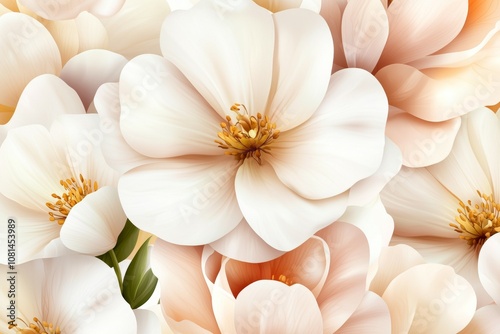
[161,0,274,119]
[478,233,500,304]
[336,292,391,334]
[235,159,348,251]
[234,281,323,334]
[60,186,126,256]
[382,264,476,334]
[320,0,348,70]
[60,49,128,110]
[119,54,222,158]
[460,305,500,334]
[377,0,468,66]
[341,0,388,72]
[151,240,220,333]
[0,12,61,107]
[385,111,461,167]
[18,0,125,19]
[315,222,370,332]
[210,218,285,263]
[118,156,242,245]
[269,68,388,199]
[266,8,333,131]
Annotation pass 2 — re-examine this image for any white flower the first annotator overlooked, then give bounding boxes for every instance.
[0,114,125,263]
[381,107,500,307]
[0,254,136,333]
[96,0,394,259]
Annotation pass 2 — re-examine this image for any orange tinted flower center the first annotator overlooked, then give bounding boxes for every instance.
[9,316,61,334]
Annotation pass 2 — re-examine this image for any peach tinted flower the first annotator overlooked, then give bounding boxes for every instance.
[381,107,500,306]
[152,222,391,333]
[321,0,500,167]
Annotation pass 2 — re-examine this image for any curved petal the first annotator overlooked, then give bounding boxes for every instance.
[94,82,155,174]
[382,263,476,334]
[266,8,333,131]
[0,194,60,264]
[235,159,348,251]
[369,244,425,296]
[320,0,348,70]
[460,305,500,334]
[234,280,323,334]
[151,240,220,333]
[74,12,109,52]
[160,0,274,119]
[386,110,461,167]
[100,0,170,59]
[42,19,79,64]
[18,0,125,19]
[478,233,500,304]
[348,138,402,206]
[60,186,126,256]
[377,0,468,66]
[336,292,391,334]
[341,0,388,72]
[60,49,127,110]
[209,218,285,263]
[119,54,222,158]
[0,12,61,107]
[134,309,161,334]
[0,125,67,212]
[118,156,242,245]
[315,222,370,333]
[269,68,387,199]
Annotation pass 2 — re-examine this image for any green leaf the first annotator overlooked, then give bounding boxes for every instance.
[98,219,139,267]
[122,237,158,309]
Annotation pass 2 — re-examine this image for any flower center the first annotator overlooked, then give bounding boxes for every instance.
[9,317,61,334]
[45,174,99,225]
[215,103,280,165]
[271,274,293,286]
[450,190,500,250]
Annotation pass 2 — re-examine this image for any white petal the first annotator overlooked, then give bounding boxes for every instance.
[134,309,161,334]
[341,0,388,72]
[151,240,220,333]
[234,280,323,334]
[266,8,333,130]
[100,0,170,59]
[18,0,125,19]
[348,138,402,206]
[160,0,274,119]
[478,233,500,304]
[210,218,285,263]
[336,292,391,334]
[60,186,126,255]
[235,159,348,251]
[42,20,79,64]
[74,12,109,52]
[0,12,61,107]
[382,263,476,334]
[119,54,222,158]
[269,68,387,199]
[119,156,242,245]
[60,49,127,110]
[460,305,500,334]
[0,125,67,211]
[94,82,155,174]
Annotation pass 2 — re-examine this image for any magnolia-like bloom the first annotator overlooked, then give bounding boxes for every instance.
[152,222,391,333]
[321,0,500,167]
[0,254,136,333]
[0,113,125,264]
[370,245,476,333]
[96,0,394,257]
[381,107,500,307]
[18,0,125,19]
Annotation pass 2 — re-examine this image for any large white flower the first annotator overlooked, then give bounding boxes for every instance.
[381,107,500,307]
[96,0,392,257]
[0,254,136,333]
[0,114,125,264]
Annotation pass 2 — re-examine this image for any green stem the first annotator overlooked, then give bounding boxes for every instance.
[109,249,123,292]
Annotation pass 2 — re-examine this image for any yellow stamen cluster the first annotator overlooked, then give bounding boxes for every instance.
[215,103,280,164]
[9,317,61,334]
[46,174,99,225]
[450,190,500,250]
[271,274,293,286]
